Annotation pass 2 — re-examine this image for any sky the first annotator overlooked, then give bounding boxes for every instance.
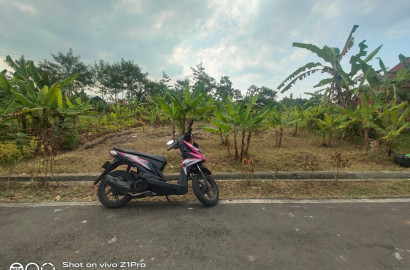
[1,0,409,99]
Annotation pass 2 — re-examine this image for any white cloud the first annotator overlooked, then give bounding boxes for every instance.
[1,0,409,99]
[198,0,260,38]
[9,1,37,15]
[290,48,309,62]
[312,1,341,19]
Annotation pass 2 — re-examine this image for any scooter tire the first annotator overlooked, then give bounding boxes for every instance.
[97,170,132,208]
[192,173,219,206]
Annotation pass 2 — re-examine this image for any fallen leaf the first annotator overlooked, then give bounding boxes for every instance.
[248,255,256,262]
[54,195,61,201]
[108,236,117,244]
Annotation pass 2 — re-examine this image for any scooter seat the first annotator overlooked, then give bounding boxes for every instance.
[113,148,166,164]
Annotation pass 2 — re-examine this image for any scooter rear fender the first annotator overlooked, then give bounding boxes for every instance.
[94,158,126,185]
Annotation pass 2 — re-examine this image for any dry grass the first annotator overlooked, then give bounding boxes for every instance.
[1,180,409,203]
[2,124,410,175]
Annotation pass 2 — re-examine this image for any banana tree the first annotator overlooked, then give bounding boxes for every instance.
[200,102,232,155]
[278,25,382,108]
[358,54,410,105]
[378,101,410,159]
[268,107,293,148]
[244,103,274,157]
[145,97,163,128]
[158,95,180,140]
[223,97,245,160]
[287,106,304,136]
[347,93,381,151]
[1,56,91,134]
[168,85,214,134]
[316,112,349,147]
[303,103,329,132]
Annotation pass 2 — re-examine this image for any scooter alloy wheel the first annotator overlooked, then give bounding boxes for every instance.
[192,173,219,206]
[97,170,132,208]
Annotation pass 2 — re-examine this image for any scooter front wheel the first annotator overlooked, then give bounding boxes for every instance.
[192,173,219,206]
[97,170,132,208]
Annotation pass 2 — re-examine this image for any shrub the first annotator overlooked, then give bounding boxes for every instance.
[0,137,37,166]
[60,129,81,150]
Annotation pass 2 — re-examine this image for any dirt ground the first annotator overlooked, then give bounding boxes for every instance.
[4,124,410,175]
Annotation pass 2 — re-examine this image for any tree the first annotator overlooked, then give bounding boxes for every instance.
[215,76,242,101]
[377,101,410,159]
[200,102,232,154]
[246,85,278,106]
[103,62,124,101]
[93,60,110,100]
[1,56,91,135]
[269,107,286,147]
[168,85,214,134]
[160,71,171,88]
[278,25,382,109]
[280,94,308,108]
[316,112,349,147]
[158,95,180,140]
[173,78,190,97]
[191,63,216,94]
[287,106,304,136]
[347,93,380,151]
[40,48,93,97]
[120,59,148,100]
[360,54,410,105]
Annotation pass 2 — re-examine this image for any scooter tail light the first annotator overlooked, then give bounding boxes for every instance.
[110,151,117,157]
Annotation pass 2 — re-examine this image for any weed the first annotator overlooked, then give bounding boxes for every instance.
[330,149,351,181]
[242,158,255,186]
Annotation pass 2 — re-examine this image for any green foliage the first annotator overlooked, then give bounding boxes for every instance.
[0,136,36,166]
[378,101,410,157]
[168,85,214,134]
[278,25,382,109]
[316,111,349,147]
[59,123,81,150]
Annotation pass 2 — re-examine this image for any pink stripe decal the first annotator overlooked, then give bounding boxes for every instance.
[184,141,206,161]
[120,152,150,170]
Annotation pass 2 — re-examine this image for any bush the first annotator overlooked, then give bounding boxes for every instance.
[60,128,81,150]
[0,136,37,165]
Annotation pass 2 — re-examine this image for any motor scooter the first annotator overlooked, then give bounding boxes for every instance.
[94,120,219,208]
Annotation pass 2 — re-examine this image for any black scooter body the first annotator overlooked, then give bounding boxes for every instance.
[94,133,211,197]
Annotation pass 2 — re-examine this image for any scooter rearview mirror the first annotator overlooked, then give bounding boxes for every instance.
[167,140,174,145]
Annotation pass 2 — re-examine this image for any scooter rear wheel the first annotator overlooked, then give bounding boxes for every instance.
[192,173,219,206]
[97,170,132,208]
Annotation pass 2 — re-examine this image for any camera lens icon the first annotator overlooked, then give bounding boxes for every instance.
[9,262,55,270]
[9,263,24,270]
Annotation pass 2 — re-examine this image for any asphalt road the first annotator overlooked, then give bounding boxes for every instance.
[1,199,409,270]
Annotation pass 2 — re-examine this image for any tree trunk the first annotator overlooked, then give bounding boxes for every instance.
[225,135,230,155]
[233,129,239,160]
[278,127,283,147]
[181,117,186,135]
[20,114,27,131]
[293,122,298,136]
[364,127,369,151]
[322,132,327,146]
[328,129,333,147]
[240,130,246,160]
[219,130,224,145]
[172,122,176,141]
[385,141,392,160]
[245,130,252,157]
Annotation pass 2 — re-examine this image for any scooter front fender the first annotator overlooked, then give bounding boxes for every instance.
[94,158,126,185]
